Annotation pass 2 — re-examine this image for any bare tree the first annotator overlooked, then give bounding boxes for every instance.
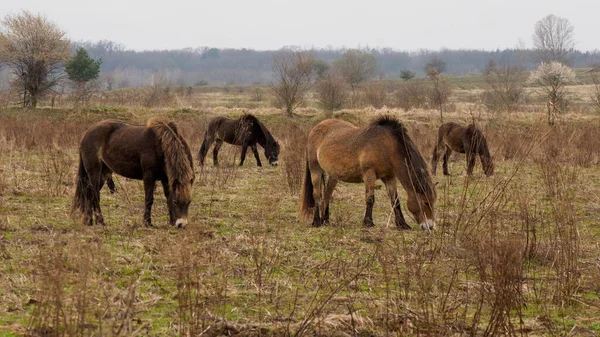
[0,11,70,108]
[482,59,526,112]
[533,14,575,65]
[424,54,447,74]
[427,69,452,122]
[333,49,378,90]
[528,61,576,125]
[315,73,348,116]
[270,50,314,116]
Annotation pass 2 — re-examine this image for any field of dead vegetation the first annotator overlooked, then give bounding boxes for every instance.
[1,98,600,336]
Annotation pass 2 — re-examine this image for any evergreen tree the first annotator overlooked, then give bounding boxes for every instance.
[66,47,101,84]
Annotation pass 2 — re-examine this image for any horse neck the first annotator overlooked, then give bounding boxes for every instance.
[394,137,434,201]
[257,125,273,148]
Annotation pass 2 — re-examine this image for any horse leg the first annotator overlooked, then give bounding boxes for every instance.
[310,168,325,227]
[212,139,223,166]
[103,165,115,193]
[251,144,262,167]
[198,134,215,166]
[143,177,156,227]
[362,170,376,227]
[466,151,476,176]
[88,169,106,226]
[442,146,452,176]
[161,179,175,226]
[384,178,410,229]
[239,143,248,166]
[431,144,440,175]
[322,177,338,225]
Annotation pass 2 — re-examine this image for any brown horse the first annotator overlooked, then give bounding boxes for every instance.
[72,117,195,228]
[198,114,280,167]
[299,116,437,230]
[431,122,494,176]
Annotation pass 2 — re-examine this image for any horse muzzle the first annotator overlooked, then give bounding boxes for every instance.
[270,161,279,167]
[175,217,188,229]
[420,219,435,231]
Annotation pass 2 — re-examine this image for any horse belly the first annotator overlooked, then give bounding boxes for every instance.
[101,142,145,180]
[318,154,363,183]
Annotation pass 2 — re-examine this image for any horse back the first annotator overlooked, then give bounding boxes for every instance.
[81,121,161,180]
[307,119,397,183]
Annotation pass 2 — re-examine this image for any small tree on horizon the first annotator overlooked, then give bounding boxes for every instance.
[65,47,102,106]
[399,69,416,81]
[424,55,447,74]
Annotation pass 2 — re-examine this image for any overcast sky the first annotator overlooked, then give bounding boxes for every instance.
[1,0,598,52]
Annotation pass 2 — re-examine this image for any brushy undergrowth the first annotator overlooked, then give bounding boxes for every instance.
[1,107,599,336]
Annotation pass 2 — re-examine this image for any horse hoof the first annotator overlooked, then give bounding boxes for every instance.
[362,221,375,228]
[395,225,412,230]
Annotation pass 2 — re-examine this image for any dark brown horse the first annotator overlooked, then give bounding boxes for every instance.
[198,114,280,167]
[431,122,494,176]
[300,116,437,230]
[72,117,195,228]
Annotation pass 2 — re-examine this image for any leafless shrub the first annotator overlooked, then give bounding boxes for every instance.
[538,157,581,304]
[270,50,314,116]
[469,232,525,336]
[174,236,222,335]
[144,71,175,108]
[29,236,141,336]
[395,79,429,111]
[362,81,388,109]
[279,124,308,195]
[315,73,348,116]
[40,146,73,197]
[250,87,264,102]
[482,60,525,112]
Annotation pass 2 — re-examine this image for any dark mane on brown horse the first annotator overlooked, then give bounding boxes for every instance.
[372,116,436,198]
[300,115,437,230]
[72,117,194,228]
[431,122,494,176]
[198,114,280,167]
[148,118,195,200]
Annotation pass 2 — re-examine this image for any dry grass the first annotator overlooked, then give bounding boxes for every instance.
[1,103,600,336]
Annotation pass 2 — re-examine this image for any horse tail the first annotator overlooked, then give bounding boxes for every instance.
[432,123,445,161]
[299,157,315,220]
[71,154,93,218]
[198,131,210,166]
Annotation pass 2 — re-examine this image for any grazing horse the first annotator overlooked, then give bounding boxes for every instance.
[72,117,195,228]
[431,122,494,176]
[198,114,280,167]
[299,116,437,230]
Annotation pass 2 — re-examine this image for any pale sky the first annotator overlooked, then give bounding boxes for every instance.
[1,0,598,52]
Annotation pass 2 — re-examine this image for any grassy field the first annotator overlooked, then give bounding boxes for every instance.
[1,97,600,336]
